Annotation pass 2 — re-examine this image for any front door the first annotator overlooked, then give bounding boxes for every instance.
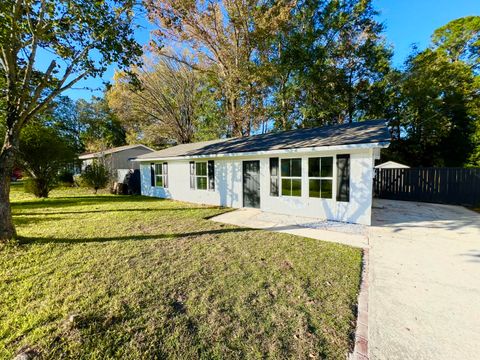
[243,161,260,208]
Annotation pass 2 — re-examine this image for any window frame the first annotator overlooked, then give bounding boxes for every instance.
[269,157,279,196]
[308,157,333,199]
[280,158,302,197]
[154,162,168,188]
[207,160,215,191]
[336,154,350,202]
[190,161,215,191]
[194,161,208,190]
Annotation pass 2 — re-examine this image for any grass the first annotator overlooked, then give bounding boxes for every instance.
[1,184,362,359]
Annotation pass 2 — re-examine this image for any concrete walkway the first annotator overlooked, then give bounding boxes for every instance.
[211,208,368,248]
[369,200,480,360]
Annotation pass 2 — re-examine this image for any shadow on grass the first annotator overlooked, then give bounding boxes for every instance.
[11,195,164,209]
[18,227,254,245]
[14,207,216,216]
[13,215,67,226]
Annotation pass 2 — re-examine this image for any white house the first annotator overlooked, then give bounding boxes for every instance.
[79,144,154,181]
[134,120,390,225]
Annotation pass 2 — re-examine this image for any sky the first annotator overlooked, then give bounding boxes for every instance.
[62,0,480,101]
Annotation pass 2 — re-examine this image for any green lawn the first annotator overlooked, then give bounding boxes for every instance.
[1,184,362,359]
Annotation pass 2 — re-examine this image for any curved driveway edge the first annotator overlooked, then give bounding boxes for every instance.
[350,249,370,360]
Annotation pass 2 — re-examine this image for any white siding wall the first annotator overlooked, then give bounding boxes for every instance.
[140,159,244,208]
[140,149,376,225]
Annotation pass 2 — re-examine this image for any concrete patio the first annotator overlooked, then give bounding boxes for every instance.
[211,208,368,248]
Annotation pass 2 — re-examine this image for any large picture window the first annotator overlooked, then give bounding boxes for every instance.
[155,163,168,188]
[308,157,333,198]
[281,158,302,196]
[189,161,214,190]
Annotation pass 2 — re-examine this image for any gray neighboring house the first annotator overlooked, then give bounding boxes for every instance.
[79,144,154,181]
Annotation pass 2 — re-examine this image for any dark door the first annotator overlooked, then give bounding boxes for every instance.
[243,161,260,208]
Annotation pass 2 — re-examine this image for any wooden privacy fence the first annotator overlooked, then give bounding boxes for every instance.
[373,167,480,207]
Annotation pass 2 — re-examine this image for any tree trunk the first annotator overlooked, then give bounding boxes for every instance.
[0,134,17,242]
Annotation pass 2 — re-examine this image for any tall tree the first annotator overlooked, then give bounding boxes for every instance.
[48,96,86,154]
[145,0,293,136]
[431,16,480,71]
[267,0,393,129]
[107,56,226,146]
[389,50,477,166]
[76,97,127,152]
[0,0,141,242]
[384,17,480,167]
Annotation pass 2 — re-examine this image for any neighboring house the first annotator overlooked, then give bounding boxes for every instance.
[375,161,410,169]
[134,120,390,225]
[79,144,154,181]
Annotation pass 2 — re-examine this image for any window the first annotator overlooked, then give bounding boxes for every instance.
[336,154,350,202]
[308,157,333,198]
[150,163,155,187]
[281,158,302,196]
[154,163,168,188]
[208,160,215,191]
[190,161,214,190]
[196,162,207,190]
[270,158,279,196]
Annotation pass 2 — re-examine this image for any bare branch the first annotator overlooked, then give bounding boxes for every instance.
[24,70,90,123]
[19,0,47,108]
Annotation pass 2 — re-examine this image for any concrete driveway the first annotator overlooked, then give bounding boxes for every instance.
[369,199,480,360]
[211,201,480,359]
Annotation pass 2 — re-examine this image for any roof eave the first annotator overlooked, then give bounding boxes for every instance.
[132,141,390,162]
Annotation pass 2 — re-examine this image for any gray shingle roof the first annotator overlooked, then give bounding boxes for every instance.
[136,120,390,160]
[79,144,154,159]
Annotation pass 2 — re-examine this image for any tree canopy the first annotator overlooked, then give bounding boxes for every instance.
[0,0,142,241]
[18,120,76,198]
[107,55,226,146]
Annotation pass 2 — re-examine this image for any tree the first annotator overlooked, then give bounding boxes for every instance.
[266,0,393,129]
[390,50,476,166]
[145,0,293,136]
[48,96,86,155]
[108,55,227,146]
[432,16,480,71]
[76,97,127,152]
[81,160,110,194]
[0,0,141,241]
[18,121,75,197]
[384,17,480,167]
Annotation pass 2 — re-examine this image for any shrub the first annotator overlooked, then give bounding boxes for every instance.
[81,161,110,193]
[24,177,52,198]
[18,122,75,198]
[57,170,75,185]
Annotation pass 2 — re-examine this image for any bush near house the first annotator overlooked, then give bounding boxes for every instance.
[0,185,362,359]
[80,161,111,193]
